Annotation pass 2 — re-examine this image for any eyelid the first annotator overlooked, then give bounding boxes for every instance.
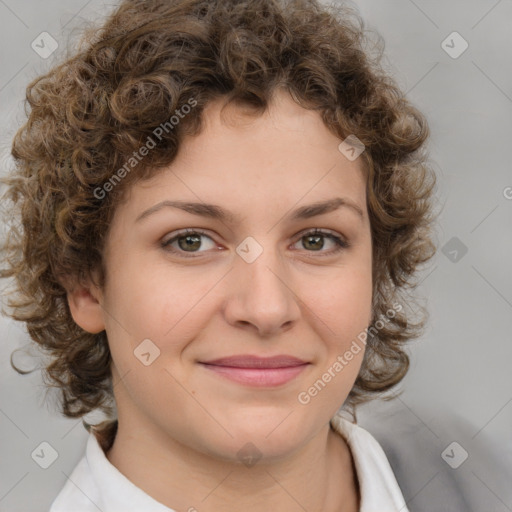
[161,228,217,254]
[160,227,350,257]
[292,228,350,255]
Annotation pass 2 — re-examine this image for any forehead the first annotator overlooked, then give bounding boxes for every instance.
[117,90,368,225]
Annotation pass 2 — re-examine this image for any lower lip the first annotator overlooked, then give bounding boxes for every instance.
[199,363,309,387]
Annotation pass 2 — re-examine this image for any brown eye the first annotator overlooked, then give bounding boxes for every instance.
[292,229,349,255]
[161,228,350,259]
[161,229,217,257]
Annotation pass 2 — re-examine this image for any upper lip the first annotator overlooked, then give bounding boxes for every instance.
[199,355,308,368]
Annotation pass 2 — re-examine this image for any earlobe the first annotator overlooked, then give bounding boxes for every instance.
[66,283,106,334]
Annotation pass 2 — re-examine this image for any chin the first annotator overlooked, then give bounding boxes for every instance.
[222,419,309,462]
[205,433,303,466]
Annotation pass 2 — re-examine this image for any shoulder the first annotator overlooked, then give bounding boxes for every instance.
[353,399,512,512]
[48,427,177,512]
[48,435,99,512]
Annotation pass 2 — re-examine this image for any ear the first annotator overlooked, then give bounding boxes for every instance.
[65,276,106,334]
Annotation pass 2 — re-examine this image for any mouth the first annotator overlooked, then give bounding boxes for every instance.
[198,355,310,387]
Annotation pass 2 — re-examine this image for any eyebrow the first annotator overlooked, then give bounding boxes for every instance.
[135,197,364,224]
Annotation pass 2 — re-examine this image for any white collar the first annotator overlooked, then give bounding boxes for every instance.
[50,413,409,511]
[330,411,409,511]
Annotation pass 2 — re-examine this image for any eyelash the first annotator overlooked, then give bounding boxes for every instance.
[160,228,350,258]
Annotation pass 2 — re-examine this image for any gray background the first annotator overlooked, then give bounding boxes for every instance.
[1,1,511,511]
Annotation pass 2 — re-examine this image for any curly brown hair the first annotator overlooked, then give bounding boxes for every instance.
[1,0,437,439]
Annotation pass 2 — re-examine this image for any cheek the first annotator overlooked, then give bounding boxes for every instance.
[102,262,219,371]
[304,267,372,337]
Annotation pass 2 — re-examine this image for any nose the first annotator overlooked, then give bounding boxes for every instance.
[222,242,301,338]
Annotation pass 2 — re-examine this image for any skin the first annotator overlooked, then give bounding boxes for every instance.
[67,88,373,512]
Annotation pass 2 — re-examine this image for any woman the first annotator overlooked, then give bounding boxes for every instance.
[0,0,437,510]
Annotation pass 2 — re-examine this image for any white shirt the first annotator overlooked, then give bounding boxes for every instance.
[49,412,409,512]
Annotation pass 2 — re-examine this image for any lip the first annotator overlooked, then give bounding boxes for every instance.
[198,355,310,387]
[200,355,308,368]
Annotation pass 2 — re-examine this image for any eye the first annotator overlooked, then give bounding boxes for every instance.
[291,228,350,256]
[161,229,217,257]
[161,227,350,258]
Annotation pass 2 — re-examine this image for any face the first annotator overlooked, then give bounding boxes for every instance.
[72,89,373,462]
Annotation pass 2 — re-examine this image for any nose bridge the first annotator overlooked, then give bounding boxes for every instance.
[241,241,285,296]
[224,235,300,335]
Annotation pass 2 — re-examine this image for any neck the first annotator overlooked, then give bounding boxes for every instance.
[105,414,359,512]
